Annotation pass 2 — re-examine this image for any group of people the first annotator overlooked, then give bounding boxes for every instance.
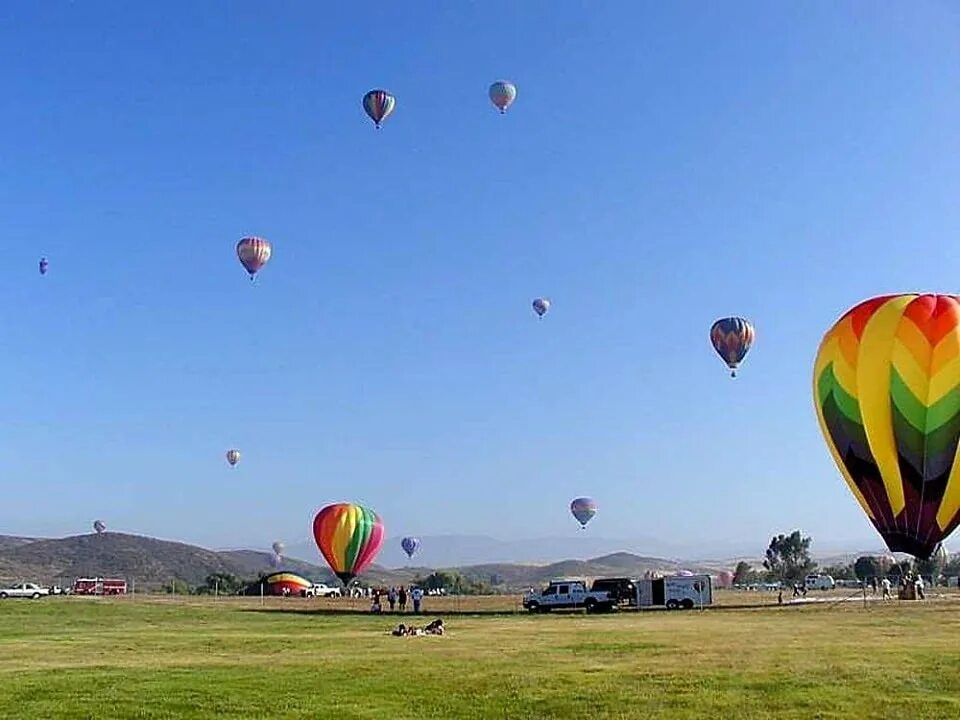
[865,573,925,600]
[370,585,424,614]
[390,618,445,637]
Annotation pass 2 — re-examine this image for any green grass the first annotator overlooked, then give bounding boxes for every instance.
[1,597,959,718]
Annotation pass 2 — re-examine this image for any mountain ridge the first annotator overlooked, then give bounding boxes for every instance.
[0,532,736,591]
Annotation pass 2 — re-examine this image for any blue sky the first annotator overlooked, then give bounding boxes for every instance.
[2,2,960,557]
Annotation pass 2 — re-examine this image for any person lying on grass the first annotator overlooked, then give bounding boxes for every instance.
[390,619,444,637]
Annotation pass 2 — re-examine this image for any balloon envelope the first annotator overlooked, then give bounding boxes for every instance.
[400,536,420,559]
[313,503,385,584]
[93,520,106,534]
[710,317,754,376]
[39,258,48,275]
[814,294,960,559]
[225,449,241,467]
[570,497,597,528]
[236,237,271,278]
[489,81,517,113]
[272,541,284,556]
[362,89,396,128]
[532,298,551,318]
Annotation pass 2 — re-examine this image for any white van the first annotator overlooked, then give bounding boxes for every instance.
[804,574,835,590]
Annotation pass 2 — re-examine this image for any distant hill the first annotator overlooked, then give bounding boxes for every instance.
[0,533,339,588]
[0,532,728,591]
[285,533,698,569]
[0,535,37,551]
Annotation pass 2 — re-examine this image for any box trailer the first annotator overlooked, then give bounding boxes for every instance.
[73,577,127,596]
[635,574,712,609]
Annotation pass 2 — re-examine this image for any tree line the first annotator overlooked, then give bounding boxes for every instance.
[731,530,959,586]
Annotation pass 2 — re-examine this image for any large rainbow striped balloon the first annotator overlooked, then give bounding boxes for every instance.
[312,503,385,584]
[814,294,960,559]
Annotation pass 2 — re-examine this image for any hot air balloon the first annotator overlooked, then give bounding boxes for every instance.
[400,536,420,559]
[312,503,385,584]
[362,89,396,129]
[225,449,241,467]
[93,520,106,535]
[570,497,597,529]
[814,293,960,560]
[488,81,517,114]
[39,257,48,275]
[532,297,551,319]
[236,237,271,280]
[710,317,755,377]
[272,541,285,557]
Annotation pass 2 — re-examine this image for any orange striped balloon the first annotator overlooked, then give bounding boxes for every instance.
[312,503,385,584]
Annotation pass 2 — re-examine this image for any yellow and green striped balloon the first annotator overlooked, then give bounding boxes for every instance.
[814,293,960,559]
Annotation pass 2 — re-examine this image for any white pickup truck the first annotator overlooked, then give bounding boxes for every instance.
[522,579,616,613]
[0,583,51,599]
[302,583,342,598]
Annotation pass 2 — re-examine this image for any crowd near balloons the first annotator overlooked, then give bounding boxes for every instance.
[64,81,955,585]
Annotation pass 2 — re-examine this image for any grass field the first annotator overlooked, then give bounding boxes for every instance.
[2,595,959,719]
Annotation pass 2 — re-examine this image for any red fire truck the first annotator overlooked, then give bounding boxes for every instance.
[73,577,127,595]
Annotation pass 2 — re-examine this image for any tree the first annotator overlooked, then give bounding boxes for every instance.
[854,556,882,581]
[763,530,816,582]
[732,561,753,585]
[197,572,244,595]
[914,552,948,584]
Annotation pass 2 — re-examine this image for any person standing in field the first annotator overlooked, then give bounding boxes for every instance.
[881,577,892,600]
[398,586,408,612]
[387,586,398,611]
[411,586,423,614]
[915,575,925,600]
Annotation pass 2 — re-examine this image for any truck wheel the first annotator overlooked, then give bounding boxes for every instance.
[526,602,539,613]
[681,599,694,610]
[584,599,596,613]
[666,599,679,610]
[0,593,7,599]
[31,593,41,599]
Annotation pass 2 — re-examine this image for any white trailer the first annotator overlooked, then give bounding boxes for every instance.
[635,574,712,610]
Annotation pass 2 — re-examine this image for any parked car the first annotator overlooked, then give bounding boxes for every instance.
[804,574,836,590]
[522,579,616,613]
[0,583,50,599]
[302,583,342,598]
[590,577,637,606]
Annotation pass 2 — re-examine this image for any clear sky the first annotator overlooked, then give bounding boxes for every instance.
[1,2,959,556]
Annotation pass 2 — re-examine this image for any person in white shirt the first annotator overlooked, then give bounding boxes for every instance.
[411,586,424,613]
[881,577,892,600]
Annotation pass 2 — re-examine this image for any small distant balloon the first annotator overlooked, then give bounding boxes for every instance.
[570,497,597,529]
[489,81,517,114]
[93,520,106,535]
[710,317,755,377]
[225,449,241,467]
[532,297,551,318]
[401,536,421,559]
[362,89,396,129]
[236,237,271,280]
[272,541,285,557]
[39,257,48,275]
